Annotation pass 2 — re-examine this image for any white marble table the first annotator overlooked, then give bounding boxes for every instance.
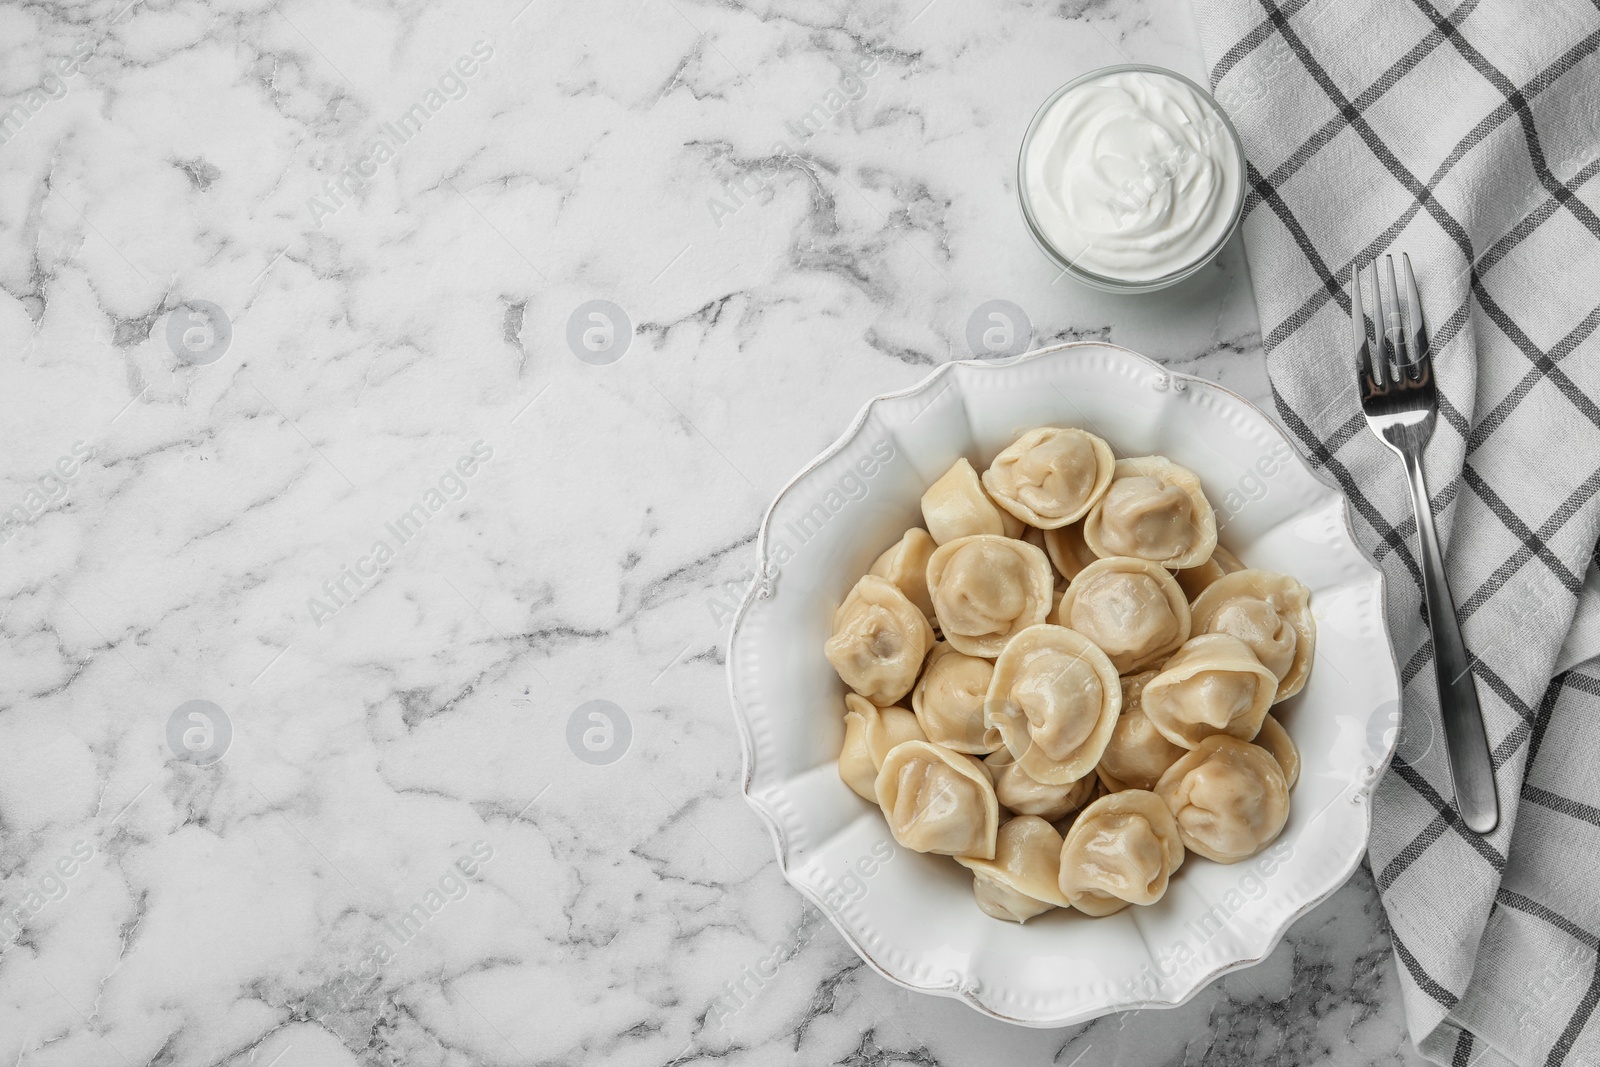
[0,0,1431,1063]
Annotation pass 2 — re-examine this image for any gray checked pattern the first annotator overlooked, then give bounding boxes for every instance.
[1190,1,1600,1064]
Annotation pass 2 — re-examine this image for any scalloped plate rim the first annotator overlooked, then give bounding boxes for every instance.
[723,340,1402,1027]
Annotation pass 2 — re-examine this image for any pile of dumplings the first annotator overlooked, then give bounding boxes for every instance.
[825,426,1315,923]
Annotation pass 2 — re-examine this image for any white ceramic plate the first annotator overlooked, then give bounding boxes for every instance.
[725,341,1401,1027]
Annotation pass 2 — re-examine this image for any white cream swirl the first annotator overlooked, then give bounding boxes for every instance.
[1023,69,1242,282]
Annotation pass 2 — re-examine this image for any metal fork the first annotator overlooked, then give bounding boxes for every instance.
[1352,254,1498,834]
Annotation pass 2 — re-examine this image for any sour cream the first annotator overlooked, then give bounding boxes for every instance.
[1020,67,1243,286]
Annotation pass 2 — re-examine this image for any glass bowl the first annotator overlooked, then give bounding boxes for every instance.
[1017,64,1248,293]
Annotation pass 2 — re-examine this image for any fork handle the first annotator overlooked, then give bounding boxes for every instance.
[1401,450,1499,834]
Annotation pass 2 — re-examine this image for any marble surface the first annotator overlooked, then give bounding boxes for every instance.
[0,0,1431,1063]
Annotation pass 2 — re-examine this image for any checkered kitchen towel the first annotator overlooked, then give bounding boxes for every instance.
[1187,2,1600,1064]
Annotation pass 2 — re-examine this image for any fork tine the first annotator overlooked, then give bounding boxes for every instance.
[1401,252,1428,382]
[1368,260,1390,388]
[1382,255,1413,382]
[1351,262,1376,389]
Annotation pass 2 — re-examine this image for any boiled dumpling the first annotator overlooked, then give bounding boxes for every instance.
[1252,714,1300,788]
[1083,457,1217,569]
[984,624,1120,784]
[1058,790,1185,915]
[1097,671,1186,791]
[839,694,927,801]
[1190,570,1315,701]
[980,427,1115,529]
[912,643,1002,754]
[984,747,1100,819]
[926,535,1054,657]
[825,574,935,706]
[1155,735,1289,863]
[956,816,1072,922]
[1053,556,1190,673]
[875,740,1000,859]
[1042,521,1097,581]
[869,528,939,624]
[1175,543,1245,600]
[1141,633,1277,748]
[921,458,1023,544]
